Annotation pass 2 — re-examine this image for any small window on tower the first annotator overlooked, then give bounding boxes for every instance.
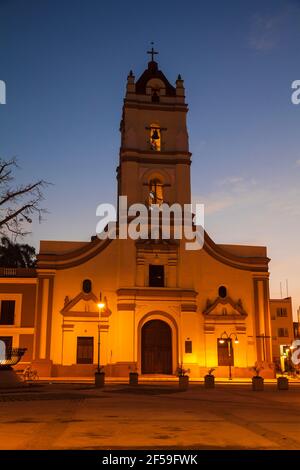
[149,178,163,206]
[150,125,161,151]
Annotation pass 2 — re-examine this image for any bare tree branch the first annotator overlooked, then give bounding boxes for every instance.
[0,157,50,238]
[0,180,45,206]
[0,157,16,178]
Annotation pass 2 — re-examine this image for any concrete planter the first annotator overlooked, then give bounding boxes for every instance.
[95,371,105,388]
[277,376,289,390]
[204,374,215,389]
[179,375,189,390]
[252,376,264,391]
[129,372,139,386]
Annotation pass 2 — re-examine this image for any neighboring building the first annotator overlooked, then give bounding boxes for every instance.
[0,54,275,378]
[270,297,294,371]
[294,306,300,339]
[0,267,37,368]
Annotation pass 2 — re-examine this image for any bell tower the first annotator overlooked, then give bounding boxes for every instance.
[117,47,191,210]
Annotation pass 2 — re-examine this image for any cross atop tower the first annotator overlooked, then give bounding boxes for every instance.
[147,42,158,62]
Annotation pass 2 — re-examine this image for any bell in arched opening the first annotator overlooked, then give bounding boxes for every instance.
[150,125,161,151]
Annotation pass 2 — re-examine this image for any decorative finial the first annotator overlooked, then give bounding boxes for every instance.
[177,74,182,80]
[147,42,158,62]
[129,70,133,77]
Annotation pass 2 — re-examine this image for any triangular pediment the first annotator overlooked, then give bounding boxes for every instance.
[203,296,247,319]
[60,292,111,318]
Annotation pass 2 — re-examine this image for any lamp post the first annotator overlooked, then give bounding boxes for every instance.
[219,331,239,380]
[97,295,105,374]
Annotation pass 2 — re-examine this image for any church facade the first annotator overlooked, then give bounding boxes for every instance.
[1,55,276,378]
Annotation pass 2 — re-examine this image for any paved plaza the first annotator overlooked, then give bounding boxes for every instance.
[0,382,300,450]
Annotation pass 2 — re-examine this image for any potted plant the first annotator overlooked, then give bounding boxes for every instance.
[129,365,139,386]
[204,368,216,389]
[176,365,190,390]
[95,366,105,388]
[251,365,264,391]
[277,369,289,390]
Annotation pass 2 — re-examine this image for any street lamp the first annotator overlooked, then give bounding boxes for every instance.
[97,295,105,374]
[219,331,239,380]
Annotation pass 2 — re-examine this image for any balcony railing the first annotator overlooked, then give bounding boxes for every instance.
[0,267,36,278]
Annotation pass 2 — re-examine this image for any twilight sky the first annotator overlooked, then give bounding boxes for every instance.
[1,0,300,316]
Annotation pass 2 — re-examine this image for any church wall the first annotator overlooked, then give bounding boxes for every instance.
[178,244,269,376]
[47,239,121,367]
[45,237,145,373]
[38,235,272,378]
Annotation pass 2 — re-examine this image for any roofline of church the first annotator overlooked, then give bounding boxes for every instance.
[36,230,270,272]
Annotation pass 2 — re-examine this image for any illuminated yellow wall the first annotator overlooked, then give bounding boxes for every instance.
[31,232,272,379]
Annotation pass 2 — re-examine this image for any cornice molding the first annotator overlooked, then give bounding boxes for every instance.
[117,287,198,299]
[120,148,191,157]
[124,102,188,113]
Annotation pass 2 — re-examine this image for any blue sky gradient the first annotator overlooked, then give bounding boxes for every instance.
[1,0,300,314]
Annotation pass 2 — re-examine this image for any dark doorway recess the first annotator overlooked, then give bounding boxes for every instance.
[141,320,172,374]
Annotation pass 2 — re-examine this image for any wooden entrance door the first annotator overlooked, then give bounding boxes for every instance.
[217,338,234,366]
[76,337,94,364]
[141,320,172,374]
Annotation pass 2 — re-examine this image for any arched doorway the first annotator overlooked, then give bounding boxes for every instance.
[141,320,172,374]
